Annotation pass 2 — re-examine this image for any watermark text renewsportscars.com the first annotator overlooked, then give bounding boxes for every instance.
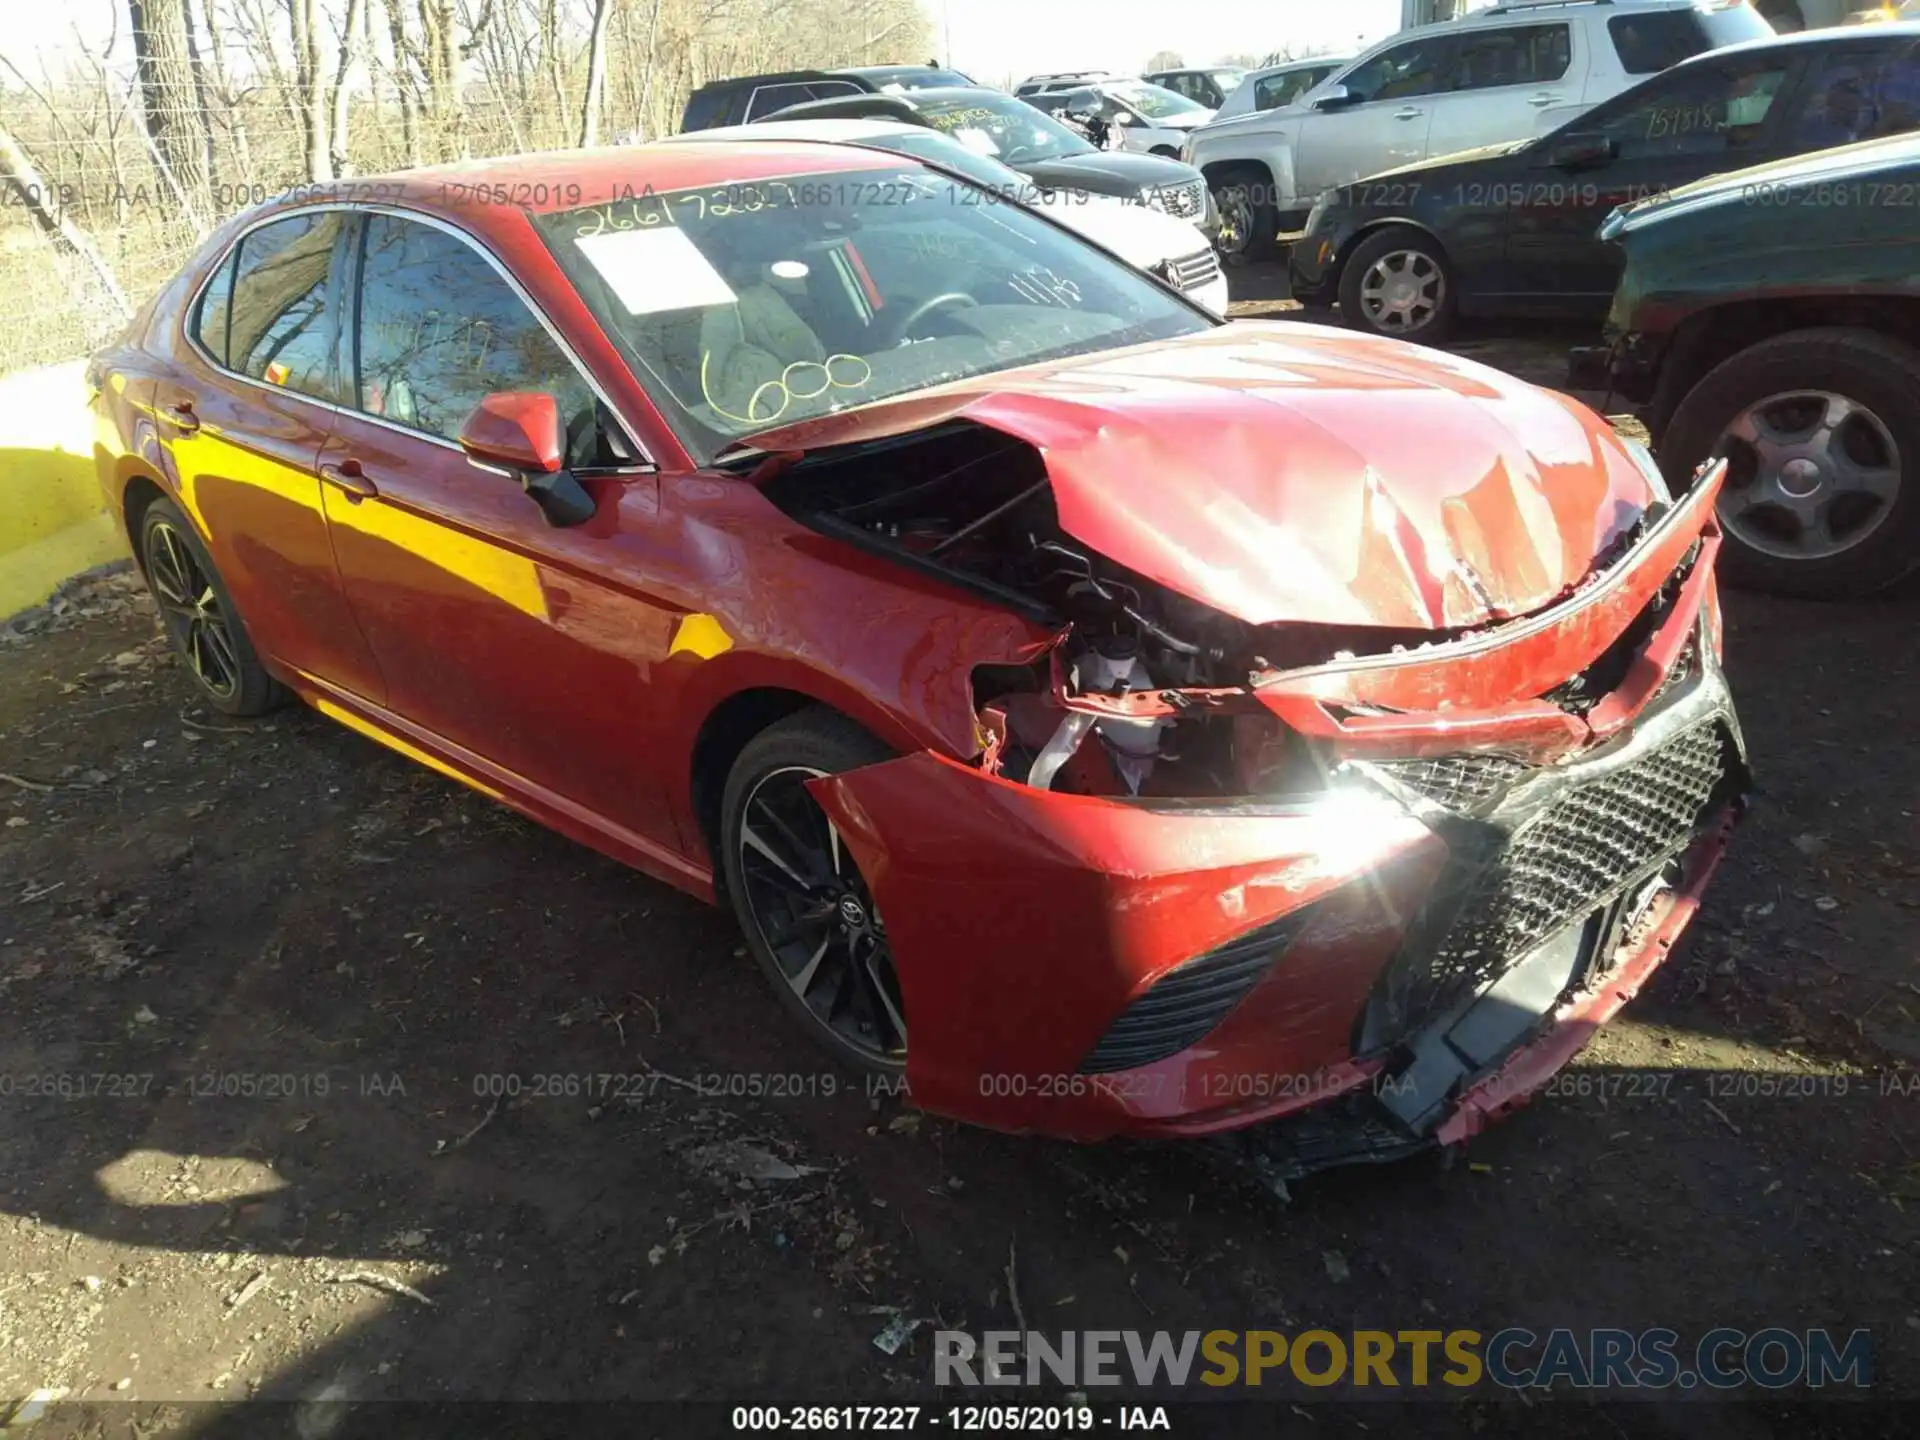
[935,1327,1874,1392]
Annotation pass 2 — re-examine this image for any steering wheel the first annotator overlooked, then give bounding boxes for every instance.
[880,291,978,347]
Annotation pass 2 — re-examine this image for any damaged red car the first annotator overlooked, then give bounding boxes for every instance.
[89,142,1748,1175]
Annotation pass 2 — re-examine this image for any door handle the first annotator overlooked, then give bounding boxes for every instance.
[1393,107,1424,120]
[320,457,378,501]
[160,396,200,433]
[1528,92,1561,107]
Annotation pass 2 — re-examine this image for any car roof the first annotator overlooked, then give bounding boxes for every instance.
[686,68,856,97]
[1254,55,1351,75]
[1673,17,1920,63]
[665,117,932,144]
[834,64,964,80]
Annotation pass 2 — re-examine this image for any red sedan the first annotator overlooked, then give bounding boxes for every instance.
[88,141,1747,1173]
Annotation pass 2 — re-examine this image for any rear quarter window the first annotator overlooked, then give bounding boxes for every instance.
[191,247,237,367]
[1610,12,1718,75]
[226,211,349,401]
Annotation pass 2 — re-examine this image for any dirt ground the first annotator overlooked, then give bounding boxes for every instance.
[0,270,1916,1436]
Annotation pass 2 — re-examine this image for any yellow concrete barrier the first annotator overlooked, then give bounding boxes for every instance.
[0,359,129,620]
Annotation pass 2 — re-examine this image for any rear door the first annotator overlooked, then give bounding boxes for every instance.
[1293,34,1450,195]
[1505,50,1797,303]
[317,210,683,854]
[162,209,384,700]
[1424,20,1578,159]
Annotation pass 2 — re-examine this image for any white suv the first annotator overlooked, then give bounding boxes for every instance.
[1186,0,1774,260]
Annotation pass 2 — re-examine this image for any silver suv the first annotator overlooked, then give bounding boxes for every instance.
[1186,0,1774,260]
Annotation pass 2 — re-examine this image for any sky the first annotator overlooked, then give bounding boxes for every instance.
[8,0,1408,87]
[933,0,1405,83]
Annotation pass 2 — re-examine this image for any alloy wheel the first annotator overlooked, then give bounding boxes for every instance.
[1714,390,1902,561]
[736,765,906,1066]
[146,519,240,700]
[1357,248,1444,335]
[1213,186,1253,259]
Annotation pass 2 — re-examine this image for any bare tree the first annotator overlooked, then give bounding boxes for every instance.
[0,119,133,334]
[328,0,366,176]
[127,0,213,208]
[1144,49,1185,72]
[285,0,332,180]
[578,0,615,147]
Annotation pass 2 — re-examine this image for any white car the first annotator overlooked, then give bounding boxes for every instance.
[661,118,1230,317]
[1208,56,1354,122]
[1185,0,1775,260]
[1025,79,1216,157]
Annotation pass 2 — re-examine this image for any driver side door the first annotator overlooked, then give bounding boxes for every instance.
[1505,52,1797,304]
[316,210,685,857]
[1295,35,1450,197]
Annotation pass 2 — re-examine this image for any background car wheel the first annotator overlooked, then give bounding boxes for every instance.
[1207,166,1279,265]
[1660,328,1920,600]
[138,498,284,716]
[1337,226,1456,344]
[720,708,906,1075]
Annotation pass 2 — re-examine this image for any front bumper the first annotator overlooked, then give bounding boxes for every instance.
[1285,223,1348,306]
[812,519,1747,1157]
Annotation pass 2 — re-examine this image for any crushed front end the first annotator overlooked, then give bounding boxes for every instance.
[746,326,1750,1163]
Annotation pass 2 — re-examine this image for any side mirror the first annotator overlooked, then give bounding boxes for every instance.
[1550,133,1613,171]
[1313,84,1357,110]
[457,392,597,528]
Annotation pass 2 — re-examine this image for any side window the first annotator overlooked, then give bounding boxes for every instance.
[1609,13,1714,76]
[805,80,864,103]
[1446,24,1571,92]
[1340,38,1452,104]
[1591,60,1790,161]
[192,247,236,368]
[353,215,599,465]
[1789,52,1920,151]
[228,211,348,400]
[745,83,817,121]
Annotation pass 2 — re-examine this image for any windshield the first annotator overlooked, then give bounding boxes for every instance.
[912,92,1097,164]
[1108,81,1211,119]
[1211,69,1247,94]
[851,129,1031,191]
[533,167,1210,463]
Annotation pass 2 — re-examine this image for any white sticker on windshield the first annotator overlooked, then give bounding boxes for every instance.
[952,126,1000,156]
[573,227,738,315]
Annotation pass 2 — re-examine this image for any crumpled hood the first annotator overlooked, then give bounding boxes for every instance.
[736,322,1655,631]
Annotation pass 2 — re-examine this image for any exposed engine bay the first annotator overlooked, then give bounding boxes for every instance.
[758,421,1452,801]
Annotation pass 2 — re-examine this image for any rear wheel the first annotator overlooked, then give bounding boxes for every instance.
[1660,328,1920,600]
[1208,166,1279,264]
[1338,225,1456,344]
[139,498,284,716]
[719,708,906,1075]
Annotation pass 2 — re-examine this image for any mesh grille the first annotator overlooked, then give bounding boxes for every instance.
[1648,632,1700,710]
[1079,911,1311,1074]
[1371,752,1532,811]
[1405,721,1730,1018]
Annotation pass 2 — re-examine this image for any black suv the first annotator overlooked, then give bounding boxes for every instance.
[1290,25,1920,345]
[681,65,974,131]
[1569,131,1920,600]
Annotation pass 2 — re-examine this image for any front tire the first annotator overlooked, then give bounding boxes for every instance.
[139,498,284,716]
[1337,225,1457,344]
[719,708,906,1075]
[1660,328,1920,600]
[1208,166,1280,265]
